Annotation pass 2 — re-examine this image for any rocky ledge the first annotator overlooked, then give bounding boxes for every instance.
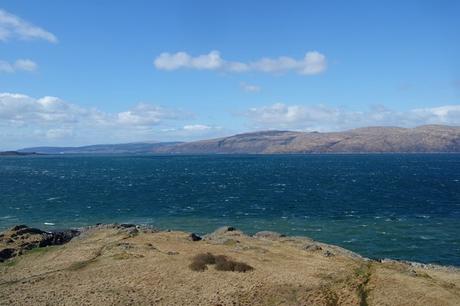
[1,224,459,305]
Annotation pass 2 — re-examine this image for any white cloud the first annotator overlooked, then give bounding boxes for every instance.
[0,9,57,43]
[155,124,224,141]
[0,93,188,128]
[240,83,261,93]
[0,60,14,73]
[154,50,327,75]
[243,103,460,131]
[154,51,223,70]
[0,93,93,124]
[0,59,38,73]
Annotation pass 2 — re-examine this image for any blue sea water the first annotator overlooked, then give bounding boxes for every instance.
[0,154,459,266]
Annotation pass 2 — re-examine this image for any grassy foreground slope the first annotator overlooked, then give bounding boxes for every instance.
[1,225,459,305]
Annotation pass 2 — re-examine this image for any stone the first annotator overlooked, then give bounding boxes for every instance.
[213,226,236,235]
[304,244,323,251]
[119,224,136,229]
[188,233,202,241]
[0,248,16,262]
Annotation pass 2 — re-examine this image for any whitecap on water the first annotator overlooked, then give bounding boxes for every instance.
[46,197,60,201]
[420,236,433,240]
[44,222,55,226]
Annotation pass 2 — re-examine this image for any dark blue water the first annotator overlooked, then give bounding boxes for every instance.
[1,154,459,266]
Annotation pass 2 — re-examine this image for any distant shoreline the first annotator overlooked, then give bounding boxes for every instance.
[1,223,459,270]
[0,151,41,156]
[3,151,460,156]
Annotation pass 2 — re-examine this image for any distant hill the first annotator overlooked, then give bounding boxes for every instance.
[151,125,460,154]
[17,125,460,155]
[19,142,181,154]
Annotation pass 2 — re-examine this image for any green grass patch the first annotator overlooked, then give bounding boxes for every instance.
[111,252,144,260]
[355,263,373,306]
[67,258,96,271]
[26,245,59,255]
[0,258,18,267]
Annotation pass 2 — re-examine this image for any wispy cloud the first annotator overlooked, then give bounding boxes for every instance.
[158,124,223,141]
[0,9,57,43]
[242,103,460,131]
[154,50,327,75]
[240,82,261,93]
[0,59,37,73]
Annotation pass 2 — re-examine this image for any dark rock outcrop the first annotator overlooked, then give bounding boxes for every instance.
[188,233,202,241]
[0,225,80,262]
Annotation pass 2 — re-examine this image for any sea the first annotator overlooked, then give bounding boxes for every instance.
[0,154,459,266]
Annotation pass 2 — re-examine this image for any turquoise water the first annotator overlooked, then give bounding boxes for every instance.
[0,154,459,266]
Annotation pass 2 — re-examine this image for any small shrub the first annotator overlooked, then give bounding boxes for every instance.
[189,260,208,272]
[192,252,216,265]
[215,258,235,271]
[214,255,228,265]
[189,252,253,273]
[233,262,254,272]
[215,257,253,272]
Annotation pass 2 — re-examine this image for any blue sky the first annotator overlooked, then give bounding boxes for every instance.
[0,0,459,149]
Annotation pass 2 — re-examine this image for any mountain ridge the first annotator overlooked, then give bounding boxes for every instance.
[151,125,460,154]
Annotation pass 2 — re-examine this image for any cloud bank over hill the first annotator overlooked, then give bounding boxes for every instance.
[0,93,222,149]
[1,92,459,150]
[243,103,460,131]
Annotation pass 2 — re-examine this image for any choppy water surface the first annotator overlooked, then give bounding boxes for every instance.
[0,154,459,266]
